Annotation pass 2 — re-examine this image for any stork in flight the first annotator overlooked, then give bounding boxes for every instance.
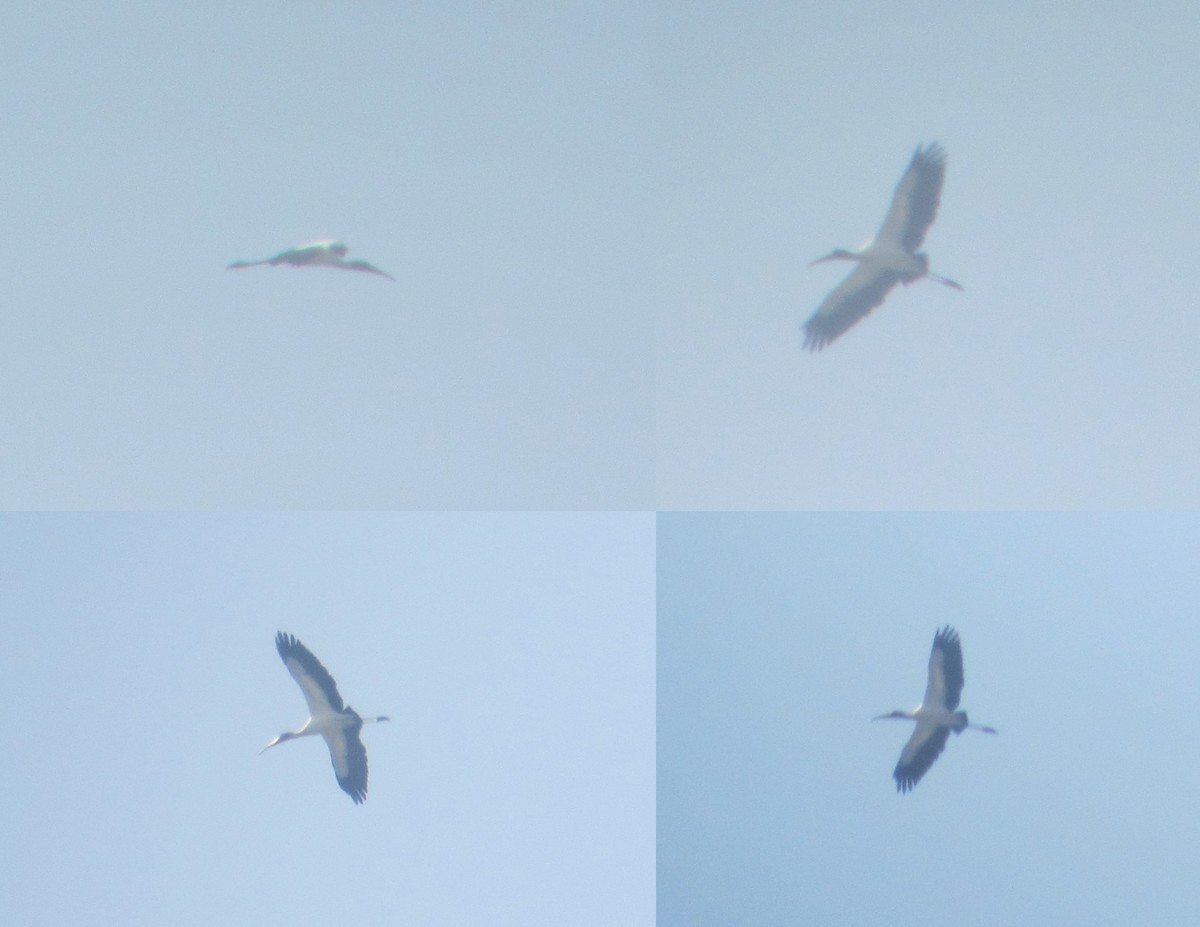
[874,626,996,793]
[262,632,389,804]
[228,240,395,281]
[803,143,961,351]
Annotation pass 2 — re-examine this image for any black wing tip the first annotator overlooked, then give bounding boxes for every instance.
[894,755,933,793]
[914,141,948,164]
[933,625,964,664]
[802,315,854,351]
[934,625,959,646]
[802,325,832,351]
[275,631,312,661]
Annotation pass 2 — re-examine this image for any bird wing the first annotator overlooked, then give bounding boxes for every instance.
[341,259,396,281]
[802,262,903,350]
[322,713,368,804]
[873,143,947,253]
[275,632,346,715]
[893,721,951,793]
[924,626,964,711]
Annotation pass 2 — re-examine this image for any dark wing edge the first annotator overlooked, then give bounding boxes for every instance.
[932,625,964,710]
[803,267,903,351]
[275,631,346,712]
[899,143,948,252]
[894,725,951,793]
[334,712,369,804]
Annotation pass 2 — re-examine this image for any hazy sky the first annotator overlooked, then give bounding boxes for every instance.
[1,514,654,926]
[6,3,1200,925]
[9,2,1197,511]
[1,3,652,509]
[658,2,1200,509]
[658,513,1200,926]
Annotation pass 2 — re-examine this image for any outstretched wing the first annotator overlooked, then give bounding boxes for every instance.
[803,263,903,351]
[874,143,948,253]
[893,721,951,793]
[321,711,369,804]
[923,626,964,711]
[340,259,395,281]
[275,632,346,715]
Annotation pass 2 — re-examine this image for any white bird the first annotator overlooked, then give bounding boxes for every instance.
[228,239,395,281]
[261,632,389,804]
[803,143,961,351]
[873,626,996,793]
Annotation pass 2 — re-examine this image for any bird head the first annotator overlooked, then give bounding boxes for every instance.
[871,710,908,722]
[259,731,295,754]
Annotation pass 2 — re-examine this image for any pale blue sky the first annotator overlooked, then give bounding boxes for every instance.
[658,2,1200,508]
[0,514,654,926]
[10,2,1197,511]
[1,3,652,509]
[7,3,1200,924]
[658,513,1200,926]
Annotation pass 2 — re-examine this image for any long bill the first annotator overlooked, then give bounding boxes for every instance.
[259,735,287,754]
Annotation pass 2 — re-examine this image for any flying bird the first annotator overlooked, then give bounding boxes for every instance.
[228,239,395,281]
[803,143,961,350]
[262,632,389,804]
[874,626,996,793]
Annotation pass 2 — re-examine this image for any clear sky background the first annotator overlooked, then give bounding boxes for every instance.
[658,513,1200,926]
[658,2,1200,509]
[1,3,652,509]
[0,514,654,927]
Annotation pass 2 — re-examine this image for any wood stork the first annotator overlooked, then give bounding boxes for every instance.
[874,626,996,793]
[803,143,961,351]
[261,632,389,804]
[228,239,395,281]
